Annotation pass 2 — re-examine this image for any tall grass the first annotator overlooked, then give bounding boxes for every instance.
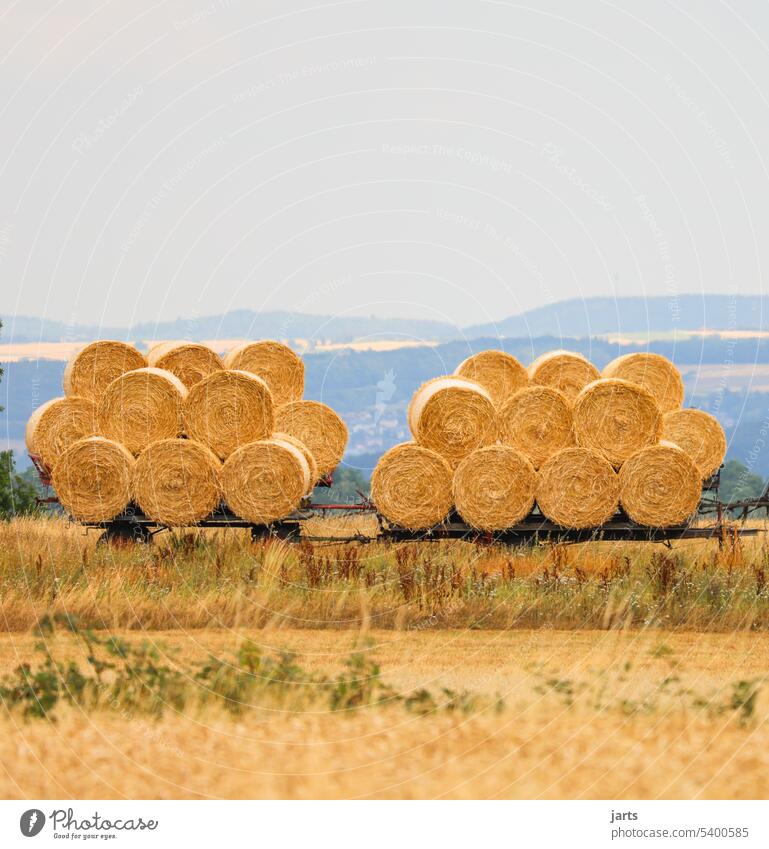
[2,516,769,632]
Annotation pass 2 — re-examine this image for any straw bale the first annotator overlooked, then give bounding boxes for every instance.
[407,376,496,466]
[147,340,223,389]
[619,442,701,527]
[274,400,348,478]
[528,350,600,401]
[497,386,575,468]
[133,438,222,526]
[536,447,620,528]
[573,378,662,467]
[222,438,311,524]
[453,445,536,530]
[371,442,453,530]
[224,341,304,406]
[661,408,727,479]
[603,352,684,413]
[97,367,187,455]
[454,350,528,407]
[273,432,318,490]
[63,341,146,400]
[52,436,134,522]
[25,396,98,470]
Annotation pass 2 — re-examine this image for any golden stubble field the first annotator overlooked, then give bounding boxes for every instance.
[1,517,769,799]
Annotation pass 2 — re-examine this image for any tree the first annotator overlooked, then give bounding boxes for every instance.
[311,466,369,505]
[0,317,40,518]
[718,459,766,512]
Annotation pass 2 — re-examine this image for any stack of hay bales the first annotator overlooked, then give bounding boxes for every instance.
[27,339,347,527]
[372,349,726,531]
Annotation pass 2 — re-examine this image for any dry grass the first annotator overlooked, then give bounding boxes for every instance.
[0,627,768,799]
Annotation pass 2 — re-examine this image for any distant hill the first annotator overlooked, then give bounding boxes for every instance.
[6,294,769,345]
[466,295,769,338]
[5,311,459,345]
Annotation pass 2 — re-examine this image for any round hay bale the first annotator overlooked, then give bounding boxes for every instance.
[183,369,274,459]
[497,386,575,468]
[147,340,223,390]
[407,376,496,466]
[453,445,536,530]
[536,447,620,528]
[63,341,146,400]
[273,431,318,491]
[52,436,134,522]
[25,396,98,470]
[224,341,304,406]
[97,367,187,455]
[454,350,528,407]
[222,438,311,524]
[371,442,453,530]
[274,400,348,478]
[619,442,701,527]
[602,352,684,413]
[133,438,222,526]
[528,350,600,401]
[573,378,662,467]
[661,408,726,479]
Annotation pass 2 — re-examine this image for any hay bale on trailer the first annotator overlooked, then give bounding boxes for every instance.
[97,367,187,454]
[25,396,98,470]
[408,376,496,467]
[147,341,223,389]
[619,442,701,527]
[661,408,727,479]
[224,340,304,406]
[453,445,536,531]
[183,369,274,459]
[52,436,134,522]
[602,352,684,413]
[133,438,222,526]
[371,442,453,530]
[536,447,620,528]
[272,432,318,491]
[274,400,348,479]
[528,350,600,401]
[497,385,575,469]
[454,350,528,408]
[573,378,662,467]
[63,341,146,400]
[222,437,311,524]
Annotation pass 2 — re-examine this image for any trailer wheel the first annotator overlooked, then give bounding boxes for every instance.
[97,523,153,547]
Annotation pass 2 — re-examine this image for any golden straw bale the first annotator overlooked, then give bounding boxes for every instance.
[273,432,318,491]
[602,352,684,413]
[183,369,274,460]
[497,386,575,468]
[454,350,528,407]
[274,400,348,478]
[453,445,536,531]
[371,442,453,530]
[25,396,98,470]
[63,341,146,400]
[661,408,727,479]
[147,340,223,390]
[528,350,600,401]
[408,376,496,466]
[619,442,701,527]
[573,378,662,467]
[222,438,311,524]
[224,341,304,406]
[97,367,187,455]
[133,439,222,526]
[536,447,620,528]
[52,436,134,522]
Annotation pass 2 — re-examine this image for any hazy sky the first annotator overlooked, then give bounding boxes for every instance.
[2,0,769,329]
